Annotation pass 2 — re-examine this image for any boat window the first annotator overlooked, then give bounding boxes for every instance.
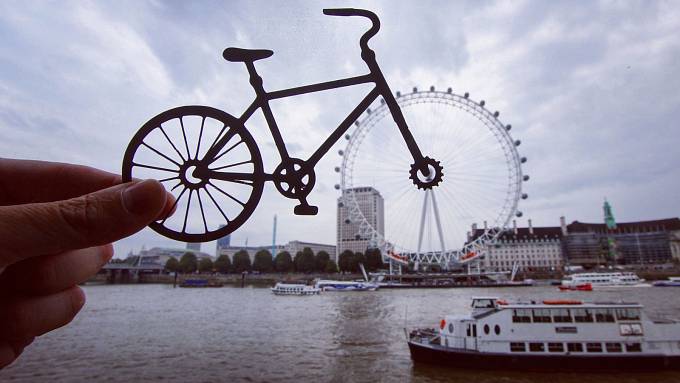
[567,343,583,352]
[472,324,477,337]
[594,309,615,323]
[466,324,471,337]
[494,325,501,335]
[615,308,640,321]
[586,343,603,353]
[625,343,642,352]
[448,323,454,333]
[573,309,594,323]
[606,343,622,353]
[620,323,644,336]
[484,324,490,335]
[529,343,544,352]
[532,309,552,323]
[548,343,564,352]
[510,342,525,352]
[552,309,572,323]
[473,299,495,309]
[512,309,531,323]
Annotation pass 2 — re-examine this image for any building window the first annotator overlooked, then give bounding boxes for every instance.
[510,342,525,352]
[548,343,564,352]
[586,343,603,353]
[529,343,545,352]
[606,343,622,353]
[626,343,642,352]
[567,343,583,352]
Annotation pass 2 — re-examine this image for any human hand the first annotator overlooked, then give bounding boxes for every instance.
[0,158,174,369]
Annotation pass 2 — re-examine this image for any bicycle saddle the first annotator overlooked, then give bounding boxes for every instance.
[222,47,273,62]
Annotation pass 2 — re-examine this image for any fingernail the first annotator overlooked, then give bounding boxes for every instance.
[122,180,161,215]
[71,287,86,312]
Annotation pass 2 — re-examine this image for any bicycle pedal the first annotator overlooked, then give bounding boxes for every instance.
[294,204,318,215]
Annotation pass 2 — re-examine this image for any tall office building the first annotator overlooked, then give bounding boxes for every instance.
[216,227,231,255]
[336,186,385,261]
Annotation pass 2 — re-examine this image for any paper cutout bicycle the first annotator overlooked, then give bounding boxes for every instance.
[123,8,443,242]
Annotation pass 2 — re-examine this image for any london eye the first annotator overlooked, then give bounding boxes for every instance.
[339,86,528,270]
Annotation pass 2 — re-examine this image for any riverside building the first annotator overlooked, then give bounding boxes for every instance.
[472,220,564,273]
[336,186,385,262]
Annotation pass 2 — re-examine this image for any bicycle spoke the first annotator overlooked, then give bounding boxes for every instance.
[211,139,243,163]
[196,189,209,233]
[182,189,193,233]
[170,181,183,191]
[203,187,230,223]
[210,159,252,171]
[207,128,239,161]
[158,176,180,183]
[161,186,187,225]
[179,117,191,160]
[141,142,181,167]
[159,125,186,162]
[132,162,179,173]
[195,117,205,160]
[208,181,245,206]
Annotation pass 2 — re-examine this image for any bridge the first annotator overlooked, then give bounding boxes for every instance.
[97,263,164,283]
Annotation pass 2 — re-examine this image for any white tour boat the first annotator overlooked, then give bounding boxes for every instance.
[407,297,680,371]
[314,280,379,291]
[270,283,320,296]
[561,272,649,288]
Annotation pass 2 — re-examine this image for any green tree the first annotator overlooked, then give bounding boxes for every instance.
[365,248,384,272]
[253,249,274,272]
[295,247,316,273]
[179,252,198,273]
[274,251,294,272]
[314,251,330,272]
[349,252,366,273]
[324,259,338,273]
[232,250,251,272]
[338,250,354,273]
[165,257,179,273]
[198,257,214,273]
[214,254,232,274]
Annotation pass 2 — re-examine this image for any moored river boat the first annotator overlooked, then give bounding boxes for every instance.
[407,297,680,371]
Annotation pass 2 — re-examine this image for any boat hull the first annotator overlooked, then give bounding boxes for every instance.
[408,341,680,372]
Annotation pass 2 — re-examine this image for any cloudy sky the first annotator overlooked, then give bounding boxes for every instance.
[1,0,679,258]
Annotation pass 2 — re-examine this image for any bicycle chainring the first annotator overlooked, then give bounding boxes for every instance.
[409,156,444,190]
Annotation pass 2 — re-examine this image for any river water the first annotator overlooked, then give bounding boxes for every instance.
[3,284,680,383]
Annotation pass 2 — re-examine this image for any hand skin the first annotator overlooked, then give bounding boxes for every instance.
[0,158,175,369]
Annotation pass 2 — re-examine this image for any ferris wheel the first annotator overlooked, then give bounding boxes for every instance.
[338,86,528,269]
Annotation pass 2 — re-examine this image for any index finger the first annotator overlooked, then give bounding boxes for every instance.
[0,158,121,206]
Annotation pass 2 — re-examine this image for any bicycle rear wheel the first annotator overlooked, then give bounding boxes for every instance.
[122,105,264,242]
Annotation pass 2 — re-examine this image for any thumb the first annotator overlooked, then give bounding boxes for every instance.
[0,179,168,267]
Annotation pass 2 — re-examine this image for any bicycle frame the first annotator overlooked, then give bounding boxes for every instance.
[201,35,425,181]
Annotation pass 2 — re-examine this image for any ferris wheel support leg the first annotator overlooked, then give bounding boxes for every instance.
[416,190,430,258]
[430,190,447,258]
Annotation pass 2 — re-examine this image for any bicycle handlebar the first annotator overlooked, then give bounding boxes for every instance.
[323,8,380,53]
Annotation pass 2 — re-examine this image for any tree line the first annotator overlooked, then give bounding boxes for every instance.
[165,247,385,274]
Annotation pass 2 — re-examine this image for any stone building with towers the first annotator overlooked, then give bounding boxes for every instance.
[336,187,385,262]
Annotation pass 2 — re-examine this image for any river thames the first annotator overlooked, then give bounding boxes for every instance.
[3,284,680,382]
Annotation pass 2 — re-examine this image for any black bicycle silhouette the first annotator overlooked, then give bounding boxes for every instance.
[123,8,443,242]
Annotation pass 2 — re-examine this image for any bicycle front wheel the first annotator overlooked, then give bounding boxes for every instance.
[122,105,264,242]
